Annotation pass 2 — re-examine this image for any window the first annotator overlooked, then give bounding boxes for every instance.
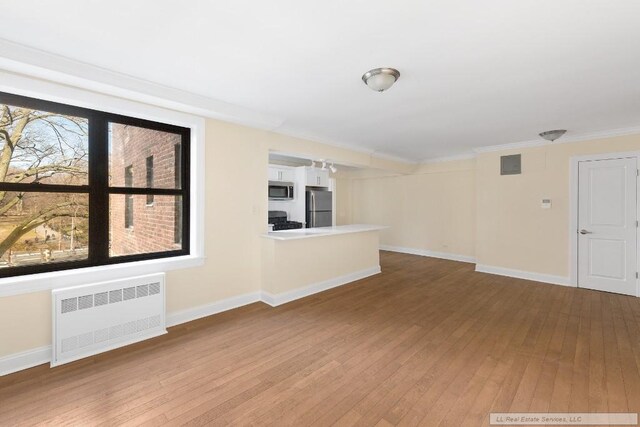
[0,91,190,278]
[145,156,154,206]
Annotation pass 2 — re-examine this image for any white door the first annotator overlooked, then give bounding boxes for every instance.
[578,157,637,296]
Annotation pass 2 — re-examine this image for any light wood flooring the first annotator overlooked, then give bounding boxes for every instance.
[1,251,640,426]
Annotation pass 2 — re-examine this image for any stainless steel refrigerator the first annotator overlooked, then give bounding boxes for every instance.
[305,189,333,228]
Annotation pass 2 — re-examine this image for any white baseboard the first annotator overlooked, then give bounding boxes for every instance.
[379,245,476,264]
[166,291,262,327]
[261,266,382,307]
[0,345,51,377]
[475,264,573,287]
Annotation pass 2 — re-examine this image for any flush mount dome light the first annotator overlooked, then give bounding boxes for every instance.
[362,68,400,92]
[539,129,567,142]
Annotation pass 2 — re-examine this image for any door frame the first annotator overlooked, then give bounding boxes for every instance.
[569,150,640,296]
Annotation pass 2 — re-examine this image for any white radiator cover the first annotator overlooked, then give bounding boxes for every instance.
[51,273,166,367]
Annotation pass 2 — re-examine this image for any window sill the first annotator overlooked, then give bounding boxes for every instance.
[0,255,205,297]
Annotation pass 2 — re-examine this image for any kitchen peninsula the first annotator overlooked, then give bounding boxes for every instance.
[261,224,387,306]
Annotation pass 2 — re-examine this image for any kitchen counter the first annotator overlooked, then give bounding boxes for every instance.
[262,224,387,241]
[261,224,386,305]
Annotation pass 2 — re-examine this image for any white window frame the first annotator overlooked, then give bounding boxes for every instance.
[0,71,205,297]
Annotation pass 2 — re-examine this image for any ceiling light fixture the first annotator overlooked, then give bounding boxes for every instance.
[362,68,401,92]
[539,129,567,142]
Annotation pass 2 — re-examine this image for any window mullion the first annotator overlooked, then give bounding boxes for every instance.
[88,114,110,264]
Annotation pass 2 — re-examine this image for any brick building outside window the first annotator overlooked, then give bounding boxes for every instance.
[109,124,183,257]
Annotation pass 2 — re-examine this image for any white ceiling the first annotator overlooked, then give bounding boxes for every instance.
[1,1,640,162]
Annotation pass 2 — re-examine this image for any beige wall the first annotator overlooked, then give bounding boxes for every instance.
[350,159,476,258]
[476,133,640,276]
[0,292,50,357]
[4,110,639,362]
[344,132,640,280]
[0,118,406,360]
[335,177,353,225]
[261,231,379,295]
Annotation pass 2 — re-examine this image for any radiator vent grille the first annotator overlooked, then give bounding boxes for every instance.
[60,282,161,315]
[149,282,160,295]
[53,274,166,367]
[109,289,122,304]
[78,295,93,310]
[95,292,108,306]
[137,284,149,298]
[61,298,77,314]
[123,286,136,301]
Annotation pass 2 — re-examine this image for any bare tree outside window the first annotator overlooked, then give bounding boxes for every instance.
[0,103,89,268]
[0,91,190,279]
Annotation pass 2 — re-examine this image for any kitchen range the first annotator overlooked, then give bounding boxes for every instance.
[268,211,303,231]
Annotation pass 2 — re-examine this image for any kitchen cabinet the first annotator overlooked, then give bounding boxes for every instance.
[305,167,329,187]
[268,166,294,182]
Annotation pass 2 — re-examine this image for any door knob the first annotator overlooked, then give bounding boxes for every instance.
[579,229,592,235]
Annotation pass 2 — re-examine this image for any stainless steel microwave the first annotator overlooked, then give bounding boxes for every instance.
[268,181,294,200]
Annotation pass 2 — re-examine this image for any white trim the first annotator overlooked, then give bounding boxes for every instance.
[569,151,640,296]
[474,126,640,154]
[166,292,262,327]
[261,266,381,307]
[379,245,476,263]
[0,345,51,377]
[569,156,579,287]
[0,70,206,297]
[475,264,572,287]
[0,256,204,297]
[420,152,477,164]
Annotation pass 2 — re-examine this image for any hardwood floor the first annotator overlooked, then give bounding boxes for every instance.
[1,251,640,426]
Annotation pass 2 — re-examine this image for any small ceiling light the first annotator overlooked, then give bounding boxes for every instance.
[539,130,567,142]
[362,68,400,92]
[329,164,337,173]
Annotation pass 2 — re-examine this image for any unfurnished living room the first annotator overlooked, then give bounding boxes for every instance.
[1,1,640,426]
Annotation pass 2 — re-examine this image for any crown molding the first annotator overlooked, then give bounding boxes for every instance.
[418,124,640,165]
[474,125,640,154]
[0,38,284,130]
[420,152,476,164]
[271,124,418,165]
[368,150,419,164]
